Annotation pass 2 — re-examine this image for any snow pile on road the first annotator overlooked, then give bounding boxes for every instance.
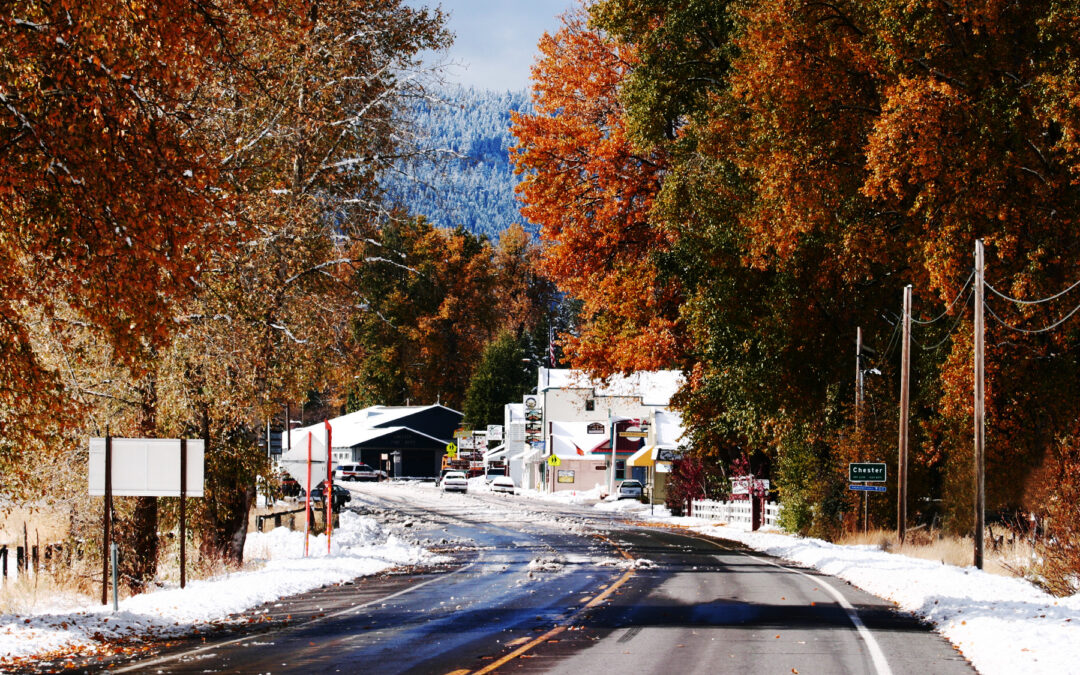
[0,511,436,664]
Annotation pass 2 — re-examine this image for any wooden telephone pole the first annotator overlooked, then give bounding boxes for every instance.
[974,240,986,569]
[898,285,912,543]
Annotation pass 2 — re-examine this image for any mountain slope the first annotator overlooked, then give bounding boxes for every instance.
[385,86,534,239]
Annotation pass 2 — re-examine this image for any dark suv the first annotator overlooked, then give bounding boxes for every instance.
[309,481,352,512]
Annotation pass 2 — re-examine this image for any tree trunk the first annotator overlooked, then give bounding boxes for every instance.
[119,375,160,593]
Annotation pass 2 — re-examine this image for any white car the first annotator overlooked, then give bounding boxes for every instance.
[491,476,516,494]
[334,463,378,482]
[441,471,468,493]
[617,479,644,500]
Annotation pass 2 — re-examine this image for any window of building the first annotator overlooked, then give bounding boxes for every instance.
[585,399,595,411]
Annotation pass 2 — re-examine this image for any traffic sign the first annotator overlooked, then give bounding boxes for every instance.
[849,462,887,482]
[547,455,561,467]
[849,484,886,492]
[445,443,457,457]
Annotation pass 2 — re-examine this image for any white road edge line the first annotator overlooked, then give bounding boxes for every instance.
[689,535,893,675]
[111,561,477,674]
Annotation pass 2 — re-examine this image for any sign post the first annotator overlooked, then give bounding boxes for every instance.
[89,435,205,605]
[848,463,888,529]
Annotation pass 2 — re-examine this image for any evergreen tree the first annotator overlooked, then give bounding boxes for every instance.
[462,331,532,428]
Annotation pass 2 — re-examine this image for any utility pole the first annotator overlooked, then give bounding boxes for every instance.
[898,285,912,543]
[856,327,866,532]
[974,240,986,569]
[856,327,863,433]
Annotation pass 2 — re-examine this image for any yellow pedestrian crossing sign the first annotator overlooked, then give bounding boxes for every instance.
[446,443,457,457]
[547,455,561,467]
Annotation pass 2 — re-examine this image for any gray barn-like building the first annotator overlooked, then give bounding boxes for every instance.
[286,404,462,478]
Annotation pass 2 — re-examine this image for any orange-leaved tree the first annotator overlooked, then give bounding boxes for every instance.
[510,7,682,375]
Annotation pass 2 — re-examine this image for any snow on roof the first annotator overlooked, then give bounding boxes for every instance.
[654,410,685,448]
[505,402,525,422]
[550,420,611,459]
[538,368,684,406]
[287,404,456,451]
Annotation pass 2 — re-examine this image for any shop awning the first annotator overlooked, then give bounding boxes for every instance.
[627,445,655,467]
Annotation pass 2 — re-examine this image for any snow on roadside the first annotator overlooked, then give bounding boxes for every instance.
[596,497,1080,675]
[0,511,439,663]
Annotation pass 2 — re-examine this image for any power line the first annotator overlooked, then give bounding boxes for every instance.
[910,271,975,326]
[984,296,1080,335]
[985,275,1080,306]
[910,287,974,351]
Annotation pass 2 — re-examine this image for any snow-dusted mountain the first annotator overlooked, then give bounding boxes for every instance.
[386,86,535,239]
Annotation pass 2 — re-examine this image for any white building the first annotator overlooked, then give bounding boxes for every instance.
[525,368,686,495]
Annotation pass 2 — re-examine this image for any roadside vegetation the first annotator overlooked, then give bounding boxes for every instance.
[511,0,1080,594]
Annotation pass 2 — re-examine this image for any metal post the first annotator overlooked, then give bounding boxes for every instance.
[608,410,616,497]
[325,420,333,554]
[304,432,312,556]
[180,437,187,589]
[102,430,112,605]
[110,542,119,611]
[974,240,986,569]
[898,286,912,543]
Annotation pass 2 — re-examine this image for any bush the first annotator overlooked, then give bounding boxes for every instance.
[1034,435,1080,596]
[665,455,725,515]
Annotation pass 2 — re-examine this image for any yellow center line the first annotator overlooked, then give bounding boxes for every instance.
[467,534,637,674]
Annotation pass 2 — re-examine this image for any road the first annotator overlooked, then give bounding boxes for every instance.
[62,483,975,674]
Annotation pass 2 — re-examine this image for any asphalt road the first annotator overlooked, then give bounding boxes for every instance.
[51,486,976,674]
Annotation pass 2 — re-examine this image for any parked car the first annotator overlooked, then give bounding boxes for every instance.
[309,481,352,511]
[441,471,468,493]
[617,479,644,500]
[334,463,379,482]
[491,476,516,494]
[277,473,302,498]
[484,468,507,483]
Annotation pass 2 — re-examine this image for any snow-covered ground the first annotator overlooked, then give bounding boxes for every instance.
[2,479,1078,674]
[0,511,437,666]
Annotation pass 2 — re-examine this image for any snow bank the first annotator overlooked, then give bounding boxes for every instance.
[0,511,437,662]
[598,492,1080,675]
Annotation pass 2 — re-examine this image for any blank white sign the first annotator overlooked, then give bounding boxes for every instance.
[88,438,205,497]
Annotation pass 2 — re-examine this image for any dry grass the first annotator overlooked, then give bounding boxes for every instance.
[837,527,1036,578]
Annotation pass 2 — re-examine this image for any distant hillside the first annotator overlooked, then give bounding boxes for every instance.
[385,86,535,240]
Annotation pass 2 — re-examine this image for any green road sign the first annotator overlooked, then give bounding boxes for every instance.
[849,462,886,482]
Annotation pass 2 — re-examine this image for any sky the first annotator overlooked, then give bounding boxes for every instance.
[417,0,579,91]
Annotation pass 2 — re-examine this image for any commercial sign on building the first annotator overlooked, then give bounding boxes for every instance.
[524,395,543,444]
[587,422,605,434]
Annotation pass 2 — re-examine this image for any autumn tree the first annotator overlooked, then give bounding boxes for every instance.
[590,0,1080,538]
[0,1,269,498]
[5,0,450,583]
[510,8,683,375]
[347,216,497,410]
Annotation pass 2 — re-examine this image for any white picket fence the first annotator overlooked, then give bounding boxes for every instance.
[690,499,781,529]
